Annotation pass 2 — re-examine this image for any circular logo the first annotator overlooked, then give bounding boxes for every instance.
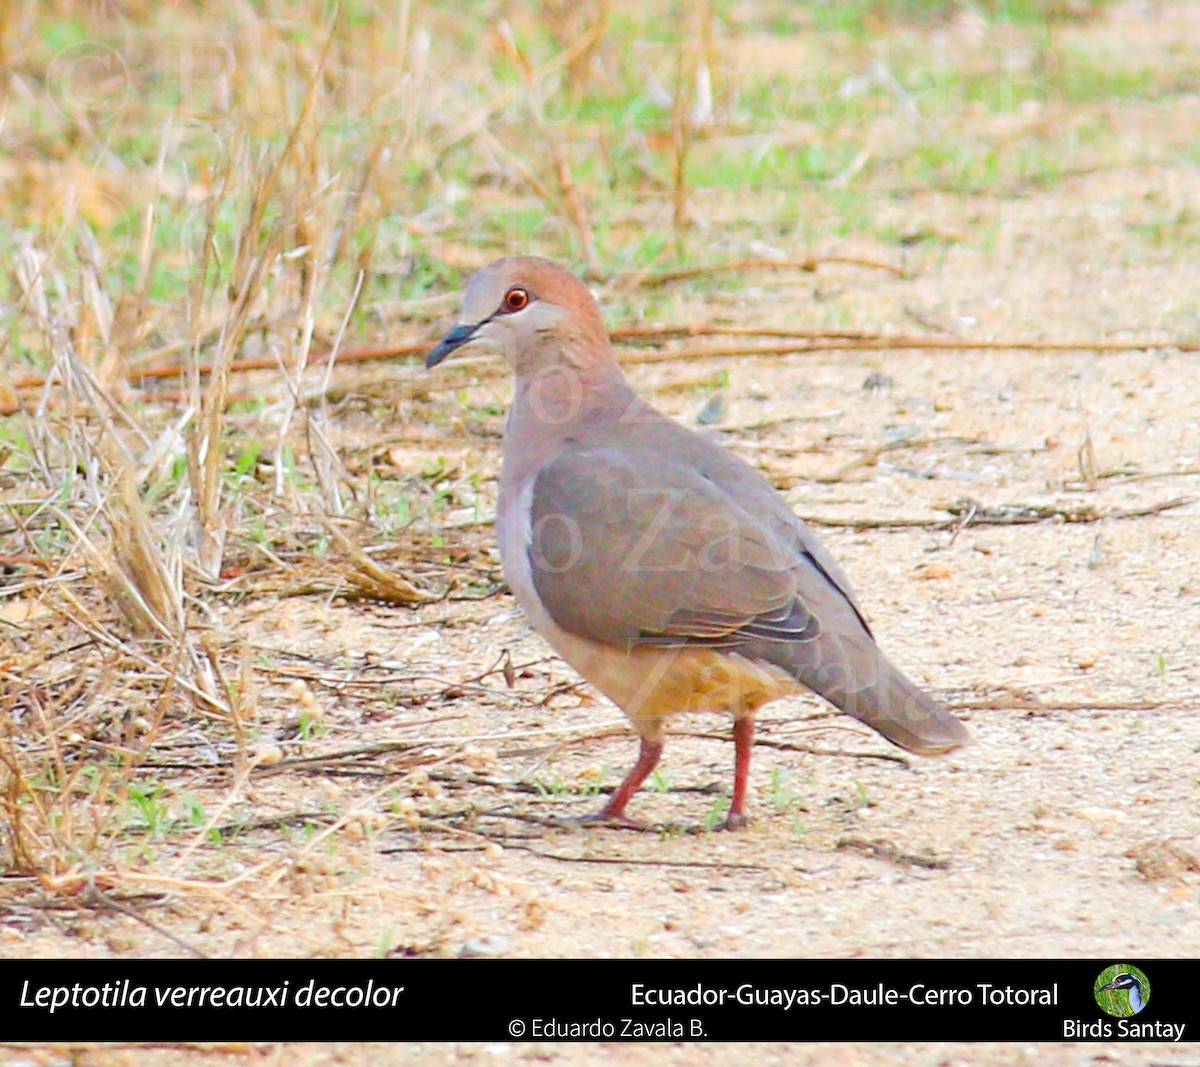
[1094,965,1150,1017]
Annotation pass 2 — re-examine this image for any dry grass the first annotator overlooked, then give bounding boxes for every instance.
[1,0,1198,972]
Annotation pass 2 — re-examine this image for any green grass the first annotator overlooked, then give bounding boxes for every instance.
[3,0,1190,323]
[1056,51,1158,103]
[532,771,606,800]
[805,0,1114,36]
[1128,207,1200,250]
[702,795,730,831]
[122,780,173,839]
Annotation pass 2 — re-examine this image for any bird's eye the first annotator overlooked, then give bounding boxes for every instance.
[503,287,529,312]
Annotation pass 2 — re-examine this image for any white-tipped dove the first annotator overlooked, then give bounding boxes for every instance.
[426,256,969,828]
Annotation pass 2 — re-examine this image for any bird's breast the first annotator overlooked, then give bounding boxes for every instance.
[496,477,796,726]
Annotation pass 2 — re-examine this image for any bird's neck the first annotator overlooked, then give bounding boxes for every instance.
[501,353,638,486]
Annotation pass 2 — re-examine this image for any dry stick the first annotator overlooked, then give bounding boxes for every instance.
[185,143,240,583]
[30,784,440,955]
[158,332,1200,374]
[47,588,231,717]
[800,496,1194,529]
[15,248,198,679]
[0,1048,254,1058]
[836,838,950,870]
[672,728,910,765]
[619,255,911,288]
[247,719,629,774]
[251,752,472,901]
[610,324,882,342]
[541,0,610,88]
[6,331,1198,414]
[160,331,1200,381]
[140,340,429,386]
[323,522,437,606]
[260,30,339,505]
[618,336,1200,365]
[817,434,981,484]
[303,273,367,514]
[498,843,773,872]
[956,697,1193,711]
[80,880,209,959]
[109,309,872,377]
[8,498,226,722]
[1065,467,1200,487]
[552,152,601,276]
[670,27,697,247]
[48,505,177,642]
[34,867,318,948]
[188,66,328,577]
[476,125,556,200]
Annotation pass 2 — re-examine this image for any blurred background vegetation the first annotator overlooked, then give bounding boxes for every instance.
[4,0,1186,357]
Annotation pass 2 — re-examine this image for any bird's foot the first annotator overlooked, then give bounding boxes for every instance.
[719,811,751,832]
[563,809,646,831]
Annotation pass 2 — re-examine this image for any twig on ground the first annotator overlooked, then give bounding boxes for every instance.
[617,255,911,288]
[672,729,911,765]
[609,324,882,342]
[324,523,439,606]
[801,495,1194,529]
[8,332,1199,418]
[80,880,210,958]
[837,837,950,869]
[498,843,774,871]
[618,336,1200,365]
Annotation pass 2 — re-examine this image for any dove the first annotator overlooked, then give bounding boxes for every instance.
[426,257,968,827]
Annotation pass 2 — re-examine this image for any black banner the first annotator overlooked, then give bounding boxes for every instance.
[3,959,1193,1042]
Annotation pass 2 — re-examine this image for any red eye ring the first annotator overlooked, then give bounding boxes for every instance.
[503,287,529,312]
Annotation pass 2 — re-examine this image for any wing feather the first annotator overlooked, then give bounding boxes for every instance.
[528,447,816,649]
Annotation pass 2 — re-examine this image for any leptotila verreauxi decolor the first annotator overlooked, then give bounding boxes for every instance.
[426,257,969,828]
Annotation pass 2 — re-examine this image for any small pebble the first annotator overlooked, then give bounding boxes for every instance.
[914,563,952,581]
[459,935,510,957]
[695,393,726,425]
[250,744,284,766]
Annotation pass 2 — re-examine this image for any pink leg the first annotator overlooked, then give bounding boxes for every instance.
[724,716,755,830]
[580,736,663,827]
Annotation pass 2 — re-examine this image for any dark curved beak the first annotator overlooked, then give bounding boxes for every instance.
[425,322,480,369]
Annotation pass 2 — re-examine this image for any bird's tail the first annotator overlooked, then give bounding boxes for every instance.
[790,635,970,755]
[843,658,969,754]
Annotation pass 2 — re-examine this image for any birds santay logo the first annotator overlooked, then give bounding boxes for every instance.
[1095,965,1150,1018]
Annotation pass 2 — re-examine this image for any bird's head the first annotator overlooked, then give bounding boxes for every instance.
[1099,973,1142,993]
[425,256,610,380]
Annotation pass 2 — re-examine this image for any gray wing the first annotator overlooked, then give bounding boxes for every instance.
[527,447,819,648]
[689,439,869,629]
[594,398,870,631]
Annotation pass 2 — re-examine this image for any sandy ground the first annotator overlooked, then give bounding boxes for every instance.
[1,1043,1196,1067]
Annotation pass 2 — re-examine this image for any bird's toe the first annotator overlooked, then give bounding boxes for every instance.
[565,809,647,831]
